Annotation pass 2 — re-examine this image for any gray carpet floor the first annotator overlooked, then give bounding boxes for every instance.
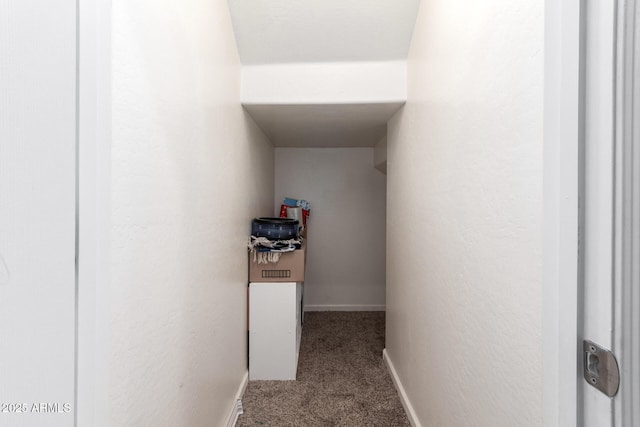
[237,311,410,427]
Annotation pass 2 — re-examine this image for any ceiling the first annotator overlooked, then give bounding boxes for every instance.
[227,0,420,147]
[227,0,421,65]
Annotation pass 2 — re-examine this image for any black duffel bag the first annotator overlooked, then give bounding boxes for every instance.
[251,217,299,240]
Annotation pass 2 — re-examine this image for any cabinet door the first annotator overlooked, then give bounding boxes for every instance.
[249,282,298,380]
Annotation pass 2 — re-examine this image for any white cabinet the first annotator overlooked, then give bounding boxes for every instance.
[249,281,303,380]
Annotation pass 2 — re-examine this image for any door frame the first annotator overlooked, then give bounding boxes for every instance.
[543,1,584,426]
[76,0,111,426]
[75,0,590,424]
[72,0,637,425]
[613,0,640,424]
[544,1,640,426]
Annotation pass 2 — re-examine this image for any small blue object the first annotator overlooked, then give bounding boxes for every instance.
[283,197,298,207]
[283,197,311,211]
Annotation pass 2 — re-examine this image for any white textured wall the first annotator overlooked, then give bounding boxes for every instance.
[274,148,386,310]
[111,1,274,425]
[385,1,543,426]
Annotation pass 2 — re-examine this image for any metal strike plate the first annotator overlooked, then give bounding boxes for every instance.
[583,340,620,397]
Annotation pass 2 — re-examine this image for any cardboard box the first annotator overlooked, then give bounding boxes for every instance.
[249,242,306,282]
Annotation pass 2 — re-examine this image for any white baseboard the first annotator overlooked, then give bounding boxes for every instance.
[225,371,248,427]
[304,304,386,312]
[382,349,421,427]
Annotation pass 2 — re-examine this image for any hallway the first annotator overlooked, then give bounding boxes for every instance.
[238,312,409,426]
